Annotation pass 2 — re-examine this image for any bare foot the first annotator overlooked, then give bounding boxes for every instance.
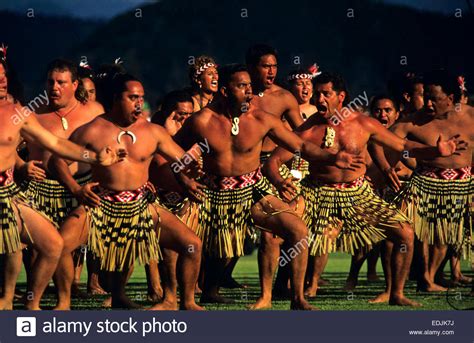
[389,295,422,307]
[102,296,112,308]
[200,293,235,304]
[53,305,70,310]
[0,298,13,310]
[290,299,317,310]
[343,278,357,291]
[147,292,163,303]
[147,300,178,311]
[368,292,390,304]
[87,286,108,295]
[248,297,272,310]
[419,283,447,292]
[452,274,473,285]
[180,302,205,311]
[367,274,380,282]
[304,285,318,298]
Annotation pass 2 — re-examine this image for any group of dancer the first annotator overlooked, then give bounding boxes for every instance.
[0,43,472,310]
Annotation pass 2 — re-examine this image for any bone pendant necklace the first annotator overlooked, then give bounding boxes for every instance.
[54,101,79,131]
[231,117,240,136]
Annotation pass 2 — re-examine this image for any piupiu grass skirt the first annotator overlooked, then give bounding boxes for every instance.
[0,181,24,254]
[393,167,472,258]
[156,188,200,232]
[23,173,91,225]
[198,168,272,258]
[301,175,409,256]
[87,185,162,272]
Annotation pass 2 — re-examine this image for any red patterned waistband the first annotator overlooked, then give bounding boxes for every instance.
[417,166,471,180]
[98,183,152,202]
[319,175,365,189]
[202,167,263,190]
[0,168,14,187]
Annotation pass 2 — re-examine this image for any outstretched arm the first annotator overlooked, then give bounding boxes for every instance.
[267,116,364,169]
[366,117,467,160]
[20,113,125,166]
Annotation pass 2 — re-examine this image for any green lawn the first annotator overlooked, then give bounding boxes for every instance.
[14,252,473,310]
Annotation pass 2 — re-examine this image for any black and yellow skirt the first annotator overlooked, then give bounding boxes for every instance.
[301,176,409,256]
[156,188,200,232]
[0,182,24,254]
[23,173,91,225]
[198,169,272,258]
[87,187,162,272]
[393,168,472,252]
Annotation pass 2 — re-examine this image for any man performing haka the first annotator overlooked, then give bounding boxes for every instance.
[390,71,473,292]
[265,72,467,306]
[175,64,362,309]
[52,73,203,310]
[246,44,307,304]
[0,57,123,310]
[24,59,104,224]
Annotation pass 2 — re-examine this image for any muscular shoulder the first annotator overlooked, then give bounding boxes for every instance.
[82,100,104,117]
[190,107,214,128]
[69,115,106,143]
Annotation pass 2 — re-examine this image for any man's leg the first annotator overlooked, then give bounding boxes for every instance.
[156,249,177,306]
[344,250,368,291]
[382,222,421,306]
[251,195,314,310]
[148,206,203,310]
[145,260,163,302]
[305,253,328,297]
[249,231,281,309]
[0,250,22,310]
[369,240,393,303]
[427,243,448,290]
[86,256,107,295]
[367,245,380,281]
[221,257,246,289]
[200,257,234,304]
[53,206,89,310]
[12,203,64,310]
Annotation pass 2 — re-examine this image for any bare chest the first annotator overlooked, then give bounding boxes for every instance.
[310,124,369,154]
[201,117,266,155]
[0,116,21,147]
[38,112,95,139]
[89,126,157,163]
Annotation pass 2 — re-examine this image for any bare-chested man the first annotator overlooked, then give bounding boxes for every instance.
[265,72,466,306]
[0,58,122,310]
[346,95,413,299]
[390,71,473,292]
[246,44,308,302]
[175,64,363,309]
[23,59,105,297]
[52,74,203,310]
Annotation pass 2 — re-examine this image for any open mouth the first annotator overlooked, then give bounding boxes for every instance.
[317,104,327,113]
[266,76,275,85]
[302,90,309,97]
[211,80,218,87]
[379,117,389,127]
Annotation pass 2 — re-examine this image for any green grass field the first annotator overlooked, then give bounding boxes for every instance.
[14,252,473,310]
